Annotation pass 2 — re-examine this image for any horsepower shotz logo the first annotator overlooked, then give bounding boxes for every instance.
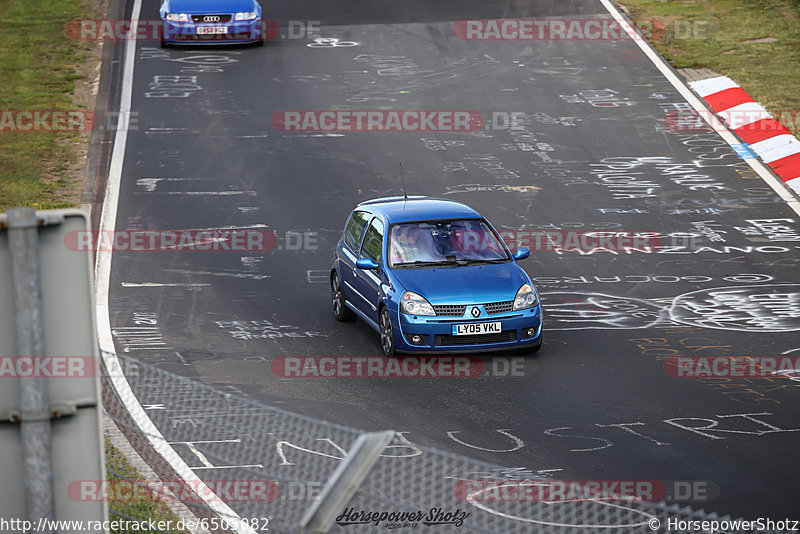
[335,507,469,527]
[271,110,483,132]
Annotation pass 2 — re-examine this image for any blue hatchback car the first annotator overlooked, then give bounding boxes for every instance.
[331,197,543,356]
[160,0,263,45]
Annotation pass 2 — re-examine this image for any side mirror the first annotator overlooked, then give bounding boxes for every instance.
[356,257,379,270]
[513,247,530,261]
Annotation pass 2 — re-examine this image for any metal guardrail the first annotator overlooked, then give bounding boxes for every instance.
[102,354,781,534]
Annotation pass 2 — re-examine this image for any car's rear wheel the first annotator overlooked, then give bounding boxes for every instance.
[331,272,355,322]
[379,307,395,356]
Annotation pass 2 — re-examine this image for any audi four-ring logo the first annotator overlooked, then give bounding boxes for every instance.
[203,15,221,22]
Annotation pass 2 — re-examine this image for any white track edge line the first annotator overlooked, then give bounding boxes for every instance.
[93,3,255,532]
[599,0,800,215]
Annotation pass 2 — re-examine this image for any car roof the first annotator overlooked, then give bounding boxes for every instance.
[356,196,483,223]
[167,0,256,12]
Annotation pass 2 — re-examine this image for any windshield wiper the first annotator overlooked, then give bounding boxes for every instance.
[461,258,509,265]
[393,259,462,267]
[394,257,510,267]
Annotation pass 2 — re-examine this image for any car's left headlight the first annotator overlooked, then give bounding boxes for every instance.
[235,11,258,20]
[401,291,436,316]
[165,13,189,22]
[513,283,539,310]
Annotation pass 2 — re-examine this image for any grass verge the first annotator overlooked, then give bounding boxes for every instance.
[105,436,186,534]
[0,0,93,211]
[619,0,800,137]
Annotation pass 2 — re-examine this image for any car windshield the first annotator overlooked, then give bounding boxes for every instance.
[389,219,509,268]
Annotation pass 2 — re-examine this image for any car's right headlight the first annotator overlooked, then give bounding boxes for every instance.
[401,291,436,316]
[165,13,189,22]
[513,283,539,310]
[235,11,258,20]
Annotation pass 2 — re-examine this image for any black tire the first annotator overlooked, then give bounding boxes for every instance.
[379,307,395,356]
[331,272,355,322]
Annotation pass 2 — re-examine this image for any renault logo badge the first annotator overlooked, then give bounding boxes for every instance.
[471,306,480,318]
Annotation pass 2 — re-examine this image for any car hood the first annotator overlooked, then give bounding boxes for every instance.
[168,0,256,13]
[390,262,529,305]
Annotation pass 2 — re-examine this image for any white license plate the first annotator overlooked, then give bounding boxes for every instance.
[452,322,502,336]
[197,26,228,34]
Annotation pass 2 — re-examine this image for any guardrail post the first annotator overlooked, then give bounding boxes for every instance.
[7,207,56,531]
[300,430,395,533]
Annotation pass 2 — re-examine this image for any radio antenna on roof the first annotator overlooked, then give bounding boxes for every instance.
[400,162,408,200]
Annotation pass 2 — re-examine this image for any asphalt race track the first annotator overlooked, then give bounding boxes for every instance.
[104,0,800,527]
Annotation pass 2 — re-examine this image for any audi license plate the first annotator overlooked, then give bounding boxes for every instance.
[452,322,502,336]
[197,26,227,34]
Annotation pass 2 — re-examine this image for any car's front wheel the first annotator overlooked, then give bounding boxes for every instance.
[331,272,355,322]
[379,307,395,356]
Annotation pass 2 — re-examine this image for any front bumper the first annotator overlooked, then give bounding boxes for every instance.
[162,19,262,44]
[395,306,542,353]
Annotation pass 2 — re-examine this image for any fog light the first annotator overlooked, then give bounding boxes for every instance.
[411,335,423,344]
[525,328,536,338]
